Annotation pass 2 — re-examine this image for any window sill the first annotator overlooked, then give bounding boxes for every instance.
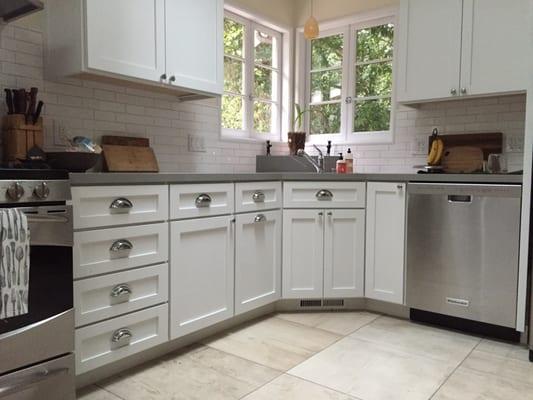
[219,133,284,145]
[306,131,394,146]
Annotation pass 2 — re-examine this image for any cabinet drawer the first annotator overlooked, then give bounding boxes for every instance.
[74,264,168,327]
[235,181,281,213]
[75,304,168,374]
[170,183,234,219]
[72,185,168,229]
[74,223,168,279]
[283,181,366,209]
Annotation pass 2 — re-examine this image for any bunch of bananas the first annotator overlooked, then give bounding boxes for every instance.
[427,131,444,166]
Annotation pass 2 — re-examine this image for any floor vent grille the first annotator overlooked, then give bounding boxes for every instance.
[300,299,322,307]
[323,299,345,307]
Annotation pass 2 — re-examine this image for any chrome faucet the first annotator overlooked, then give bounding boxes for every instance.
[297,145,324,173]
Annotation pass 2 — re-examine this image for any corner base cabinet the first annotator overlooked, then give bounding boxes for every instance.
[170,216,234,339]
[365,182,406,304]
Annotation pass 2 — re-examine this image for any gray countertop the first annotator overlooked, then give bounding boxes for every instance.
[69,172,523,186]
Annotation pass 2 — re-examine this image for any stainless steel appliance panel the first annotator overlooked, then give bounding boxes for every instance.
[406,183,521,328]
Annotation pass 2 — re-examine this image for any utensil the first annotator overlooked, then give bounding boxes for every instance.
[33,100,44,124]
[7,212,12,240]
[26,87,38,124]
[6,246,11,288]
[3,294,7,318]
[10,242,15,282]
[4,89,14,114]
[13,89,27,115]
[13,211,18,241]
[15,246,23,286]
[24,243,29,285]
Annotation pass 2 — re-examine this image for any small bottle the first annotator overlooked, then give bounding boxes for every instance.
[345,148,353,173]
[336,153,347,174]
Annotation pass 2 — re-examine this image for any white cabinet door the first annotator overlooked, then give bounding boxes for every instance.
[282,210,324,299]
[397,0,463,102]
[324,209,365,298]
[460,0,529,96]
[85,0,166,82]
[235,210,281,315]
[170,216,234,339]
[165,0,224,94]
[365,183,406,304]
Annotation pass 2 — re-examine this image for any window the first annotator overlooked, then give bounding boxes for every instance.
[303,17,395,144]
[222,12,282,140]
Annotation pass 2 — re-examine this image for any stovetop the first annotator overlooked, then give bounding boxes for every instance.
[0,168,69,181]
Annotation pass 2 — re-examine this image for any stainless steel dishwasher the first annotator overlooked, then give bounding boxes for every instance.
[406,183,521,330]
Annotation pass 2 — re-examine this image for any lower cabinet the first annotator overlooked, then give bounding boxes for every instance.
[170,216,234,339]
[365,182,406,304]
[283,209,365,299]
[235,210,282,315]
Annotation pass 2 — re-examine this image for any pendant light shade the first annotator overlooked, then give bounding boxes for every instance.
[304,0,319,40]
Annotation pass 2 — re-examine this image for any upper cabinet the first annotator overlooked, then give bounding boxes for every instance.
[46,0,223,98]
[397,0,529,103]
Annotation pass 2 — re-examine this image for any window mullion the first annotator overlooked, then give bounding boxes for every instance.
[340,26,352,141]
[244,19,254,137]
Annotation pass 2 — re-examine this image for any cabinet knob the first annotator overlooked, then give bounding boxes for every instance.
[461,87,467,95]
[6,182,24,201]
[110,284,132,299]
[254,214,267,223]
[318,212,324,216]
[111,328,133,346]
[252,191,265,203]
[195,193,212,208]
[169,75,176,83]
[109,197,133,211]
[450,88,457,96]
[327,212,333,216]
[397,184,403,190]
[160,73,167,81]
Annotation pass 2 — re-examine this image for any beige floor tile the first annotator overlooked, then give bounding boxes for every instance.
[350,316,480,364]
[276,311,380,335]
[77,385,122,400]
[432,367,533,400]
[203,316,341,371]
[476,339,530,362]
[289,336,456,400]
[99,345,280,400]
[461,349,533,386]
[242,374,358,400]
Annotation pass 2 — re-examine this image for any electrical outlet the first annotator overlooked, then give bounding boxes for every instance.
[411,137,428,155]
[188,134,206,153]
[505,136,524,153]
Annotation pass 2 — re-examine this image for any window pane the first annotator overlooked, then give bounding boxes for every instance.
[355,61,392,97]
[354,98,391,132]
[310,103,341,134]
[224,18,245,57]
[254,66,277,100]
[222,95,244,130]
[254,101,274,133]
[356,24,394,62]
[311,69,342,103]
[311,34,343,70]
[255,30,277,68]
[224,57,244,94]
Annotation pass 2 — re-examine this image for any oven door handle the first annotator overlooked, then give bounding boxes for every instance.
[25,214,70,224]
[0,367,69,396]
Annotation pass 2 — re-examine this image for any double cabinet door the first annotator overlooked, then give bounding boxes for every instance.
[283,209,365,299]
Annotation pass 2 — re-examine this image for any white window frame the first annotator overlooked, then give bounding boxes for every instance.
[222,10,284,142]
[298,8,398,145]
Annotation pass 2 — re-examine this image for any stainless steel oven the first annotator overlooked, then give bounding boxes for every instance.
[0,171,74,399]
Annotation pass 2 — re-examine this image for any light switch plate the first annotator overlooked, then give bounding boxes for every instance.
[505,136,524,153]
[188,134,206,153]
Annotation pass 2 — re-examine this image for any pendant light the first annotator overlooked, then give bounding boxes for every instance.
[304,0,319,40]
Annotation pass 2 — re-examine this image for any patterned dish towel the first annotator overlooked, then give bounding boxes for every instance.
[0,209,30,319]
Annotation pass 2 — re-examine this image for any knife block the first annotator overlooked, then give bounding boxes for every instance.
[2,114,44,163]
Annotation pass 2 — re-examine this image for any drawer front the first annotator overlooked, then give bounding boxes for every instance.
[235,181,282,213]
[72,185,169,229]
[170,183,234,220]
[74,264,169,327]
[283,181,366,209]
[74,223,168,279]
[75,304,168,374]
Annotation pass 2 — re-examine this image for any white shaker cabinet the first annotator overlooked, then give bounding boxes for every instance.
[235,210,281,315]
[397,0,464,102]
[324,210,365,298]
[170,216,234,339]
[282,210,325,299]
[283,209,365,299]
[165,0,224,95]
[365,182,406,304]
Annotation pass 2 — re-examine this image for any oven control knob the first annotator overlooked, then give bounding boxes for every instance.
[6,182,24,201]
[33,182,50,200]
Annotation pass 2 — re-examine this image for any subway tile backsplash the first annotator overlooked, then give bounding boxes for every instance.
[0,23,526,174]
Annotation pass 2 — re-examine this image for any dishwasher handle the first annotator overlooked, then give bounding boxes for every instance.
[448,194,472,203]
[407,183,522,199]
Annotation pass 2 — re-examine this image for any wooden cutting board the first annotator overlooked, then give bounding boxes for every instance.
[442,146,484,173]
[102,144,159,172]
[101,135,150,147]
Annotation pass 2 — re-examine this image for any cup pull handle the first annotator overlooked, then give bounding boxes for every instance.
[110,239,133,253]
[252,191,265,203]
[110,284,132,298]
[111,328,133,346]
[254,214,266,223]
[110,198,133,210]
[195,194,212,208]
[316,189,333,200]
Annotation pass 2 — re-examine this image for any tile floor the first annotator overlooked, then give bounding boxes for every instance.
[78,312,533,400]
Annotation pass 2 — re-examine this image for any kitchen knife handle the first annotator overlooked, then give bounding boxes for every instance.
[4,89,13,115]
[33,101,44,124]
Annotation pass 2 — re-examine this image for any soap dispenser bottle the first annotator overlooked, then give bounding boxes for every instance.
[336,153,347,174]
[345,148,353,173]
